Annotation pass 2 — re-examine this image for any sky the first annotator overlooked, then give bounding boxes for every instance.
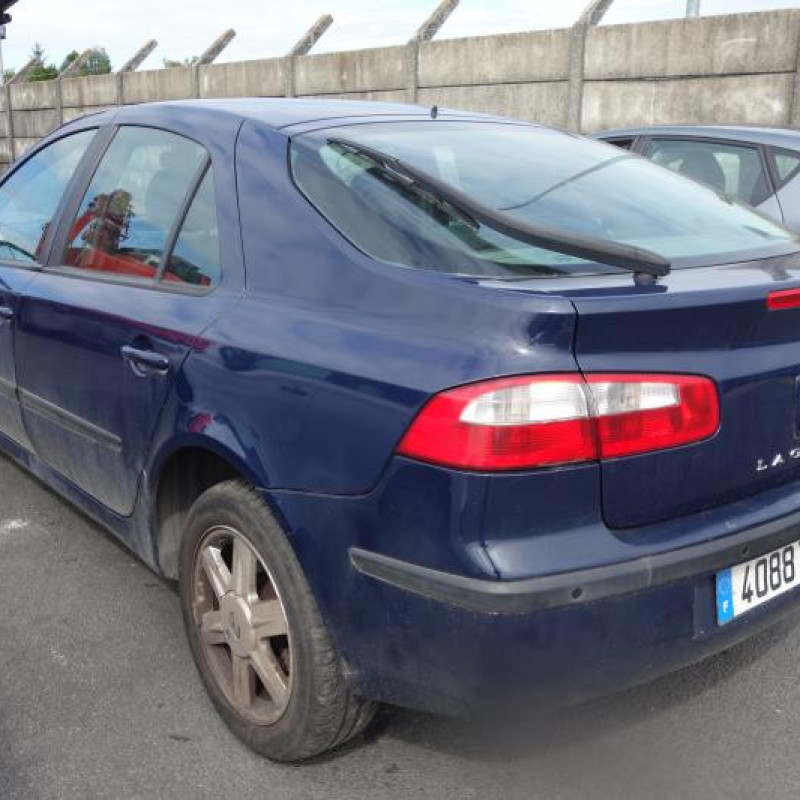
[1,0,798,72]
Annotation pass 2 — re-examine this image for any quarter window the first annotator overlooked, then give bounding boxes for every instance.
[645,139,770,205]
[0,130,94,264]
[605,137,635,151]
[773,149,800,186]
[63,127,206,281]
[163,169,220,287]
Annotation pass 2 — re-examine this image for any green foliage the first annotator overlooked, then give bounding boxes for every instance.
[59,47,112,76]
[59,50,80,72]
[163,56,199,68]
[82,48,112,75]
[27,42,58,81]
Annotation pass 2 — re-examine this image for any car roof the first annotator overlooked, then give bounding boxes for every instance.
[62,97,507,134]
[593,124,800,151]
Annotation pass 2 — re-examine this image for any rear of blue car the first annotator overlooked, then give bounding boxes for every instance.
[253,118,800,717]
[165,108,800,760]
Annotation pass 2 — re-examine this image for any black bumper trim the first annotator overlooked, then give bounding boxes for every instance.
[350,508,800,614]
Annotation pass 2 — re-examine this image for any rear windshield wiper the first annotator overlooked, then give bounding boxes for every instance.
[327,137,671,284]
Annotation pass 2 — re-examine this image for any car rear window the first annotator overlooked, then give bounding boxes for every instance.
[290,122,798,278]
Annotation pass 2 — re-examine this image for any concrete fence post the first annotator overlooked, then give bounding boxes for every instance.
[115,71,124,106]
[566,22,588,131]
[406,41,419,104]
[283,56,296,98]
[790,18,800,126]
[4,82,13,163]
[288,15,333,57]
[118,40,158,73]
[54,77,63,124]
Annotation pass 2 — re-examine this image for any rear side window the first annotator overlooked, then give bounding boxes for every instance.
[164,169,220,287]
[0,130,94,264]
[645,138,770,205]
[605,137,635,151]
[63,126,206,282]
[291,122,796,279]
[772,149,800,186]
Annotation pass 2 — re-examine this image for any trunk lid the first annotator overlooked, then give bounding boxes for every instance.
[508,253,800,529]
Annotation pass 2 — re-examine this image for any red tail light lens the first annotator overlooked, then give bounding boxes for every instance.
[768,288,800,310]
[396,373,719,471]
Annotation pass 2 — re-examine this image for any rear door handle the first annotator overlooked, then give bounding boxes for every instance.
[120,345,170,376]
[0,306,14,321]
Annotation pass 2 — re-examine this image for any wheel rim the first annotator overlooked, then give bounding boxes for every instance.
[191,525,293,725]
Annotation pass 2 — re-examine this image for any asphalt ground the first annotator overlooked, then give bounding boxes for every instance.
[0,451,799,800]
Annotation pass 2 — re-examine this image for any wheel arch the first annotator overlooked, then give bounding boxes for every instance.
[149,434,271,579]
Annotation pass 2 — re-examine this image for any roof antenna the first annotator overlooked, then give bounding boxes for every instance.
[430,104,438,119]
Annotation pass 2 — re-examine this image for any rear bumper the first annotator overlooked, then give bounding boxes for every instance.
[267,462,800,717]
[350,506,800,614]
[344,511,800,714]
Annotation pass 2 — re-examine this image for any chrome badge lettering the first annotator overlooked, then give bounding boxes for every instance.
[757,447,800,472]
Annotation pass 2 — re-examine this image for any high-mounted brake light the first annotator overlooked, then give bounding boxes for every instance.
[396,373,719,471]
[768,288,800,310]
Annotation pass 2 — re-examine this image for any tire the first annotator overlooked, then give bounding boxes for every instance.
[178,480,376,762]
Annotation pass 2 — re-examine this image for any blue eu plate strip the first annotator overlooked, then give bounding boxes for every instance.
[716,568,734,625]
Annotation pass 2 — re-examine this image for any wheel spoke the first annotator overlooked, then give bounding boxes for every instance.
[200,610,226,645]
[251,599,288,640]
[201,546,232,598]
[231,655,255,708]
[232,537,258,600]
[251,645,289,707]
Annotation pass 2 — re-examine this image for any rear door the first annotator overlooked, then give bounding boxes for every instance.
[15,124,239,515]
[568,255,800,528]
[0,129,97,450]
[643,137,782,222]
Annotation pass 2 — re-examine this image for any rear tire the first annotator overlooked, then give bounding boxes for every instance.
[178,480,376,762]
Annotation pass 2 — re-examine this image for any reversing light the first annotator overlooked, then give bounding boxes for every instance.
[396,373,719,471]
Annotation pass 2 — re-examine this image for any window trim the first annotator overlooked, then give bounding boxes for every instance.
[45,123,218,296]
[0,126,103,272]
[640,135,776,207]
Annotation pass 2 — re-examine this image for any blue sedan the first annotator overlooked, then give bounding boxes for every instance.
[3,99,800,761]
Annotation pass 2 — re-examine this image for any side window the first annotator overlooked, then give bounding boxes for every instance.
[163,169,220,287]
[63,126,206,281]
[605,137,635,151]
[772,148,800,187]
[645,139,770,205]
[0,130,95,264]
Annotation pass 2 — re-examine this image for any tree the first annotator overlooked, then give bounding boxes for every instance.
[83,48,112,75]
[59,50,80,72]
[163,56,199,68]
[27,42,58,81]
[59,47,112,76]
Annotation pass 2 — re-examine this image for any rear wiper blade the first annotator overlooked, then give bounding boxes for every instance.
[327,137,671,283]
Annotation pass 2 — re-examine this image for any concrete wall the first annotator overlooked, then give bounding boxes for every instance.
[2,8,799,169]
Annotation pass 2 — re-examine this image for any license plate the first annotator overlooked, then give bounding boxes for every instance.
[716,541,800,625]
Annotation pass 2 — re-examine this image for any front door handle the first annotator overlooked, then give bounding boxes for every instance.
[120,345,170,376]
[0,306,14,321]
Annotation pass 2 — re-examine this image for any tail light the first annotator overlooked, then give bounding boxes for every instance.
[396,373,719,471]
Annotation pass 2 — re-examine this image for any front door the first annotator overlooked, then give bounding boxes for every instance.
[15,125,232,515]
[0,129,97,450]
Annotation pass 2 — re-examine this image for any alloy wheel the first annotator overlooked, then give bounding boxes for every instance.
[191,525,293,725]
